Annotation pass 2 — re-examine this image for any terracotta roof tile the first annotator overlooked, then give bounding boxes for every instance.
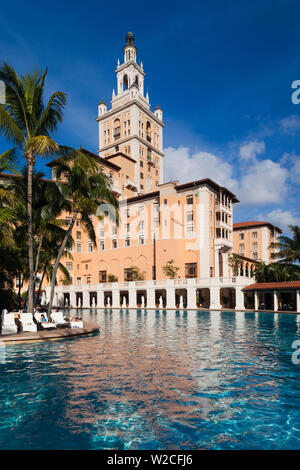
[243,281,300,291]
[233,221,282,233]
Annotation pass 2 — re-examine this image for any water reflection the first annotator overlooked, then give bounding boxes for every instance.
[0,309,299,450]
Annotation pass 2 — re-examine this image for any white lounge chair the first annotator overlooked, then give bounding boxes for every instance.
[34,312,56,329]
[19,313,37,332]
[1,312,18,335]
[70,320,83,329]
[50,311,68,325]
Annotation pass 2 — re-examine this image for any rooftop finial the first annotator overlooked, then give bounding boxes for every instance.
[126,31,134,45]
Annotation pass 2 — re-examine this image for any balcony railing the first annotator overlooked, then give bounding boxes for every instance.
[215,201,232,212]
[125,179,137,190]
[147,156,155,167]
[51,275,255,293]
[216,220,232,228]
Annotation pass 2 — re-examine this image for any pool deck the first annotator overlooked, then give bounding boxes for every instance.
[0,321,100,344]
[72,307,299,314]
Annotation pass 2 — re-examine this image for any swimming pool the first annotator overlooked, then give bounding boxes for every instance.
[0,309,299,450]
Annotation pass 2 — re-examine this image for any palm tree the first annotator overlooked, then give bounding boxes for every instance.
[0,63,66,312]
[36,239,73,307]
[270,225,300,264]
[228,253,242,277]
[162,259,179,279]
[254,261,300,283]
[254,262,270,283]
[0,148,18,232]
[47,153,119,317]
[8,168,74,303]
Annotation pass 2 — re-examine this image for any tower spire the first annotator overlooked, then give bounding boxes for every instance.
[123,31,137,63]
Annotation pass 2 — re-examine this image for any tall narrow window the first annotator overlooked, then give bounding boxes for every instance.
[146,121,151,143]
[99,271,107,283]
[114,118,121,140]
[124,268,133,281]
[185,225,194,239]
[186,211,193,222]
[185,263,197,278]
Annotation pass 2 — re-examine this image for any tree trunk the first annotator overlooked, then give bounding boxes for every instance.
[17,270,22,309]
[47,215,76,319]
[33,234,43,295]
[33,234,43,285]
[26,158,34,313]
[35,262,47,308]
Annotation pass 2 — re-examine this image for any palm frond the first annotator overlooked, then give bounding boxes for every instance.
[0,148,19,174]
[26,135,59,157]
[35,91,67,135]
[0,104,25,144]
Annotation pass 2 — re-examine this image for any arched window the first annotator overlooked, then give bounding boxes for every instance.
[146,121,151,143]
[114,119,121,140]
[123,74,128,91]
[135,75,139,88]
[245,263,249,277]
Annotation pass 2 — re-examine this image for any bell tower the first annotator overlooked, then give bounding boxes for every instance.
[97,32,165,194]
[114,32,146,105]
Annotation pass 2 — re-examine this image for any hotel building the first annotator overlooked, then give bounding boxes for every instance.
[41,34,283,309]
[233,221,282,263]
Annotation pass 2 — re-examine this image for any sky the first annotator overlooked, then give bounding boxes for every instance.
[0,0,300,234]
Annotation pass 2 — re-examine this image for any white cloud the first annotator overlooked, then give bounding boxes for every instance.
[164,146,289,206]
[259,209,300,234]
[238,159,289,205]
[239,140,265,161]
[292,156,300,183]
[280,115,300,134]
[164,146,238,190]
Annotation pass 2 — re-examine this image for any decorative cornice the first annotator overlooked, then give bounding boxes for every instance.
[98,134,164,158]
[96,99,165,128]
[115,60,145,77]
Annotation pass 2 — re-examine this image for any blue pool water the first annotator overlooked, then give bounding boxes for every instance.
[0,309,299,450]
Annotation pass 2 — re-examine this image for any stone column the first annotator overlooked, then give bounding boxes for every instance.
[97,289,104,308]
[187,287,197,309]
[210,286,221,310]
[58,291,64,308]
[273,290,278,312]
[69,291,76,309]
[214,249,220,277]
[254,291,259,311]
[82,290,89,308]
[112,289,120,308]
[296,290,300,313]
[166,288,176,309]
[146,288,156,309]
[128,289,136,308]
[235,287,245,311]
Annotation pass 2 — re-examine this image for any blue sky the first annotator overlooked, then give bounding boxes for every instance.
[0,0,300,233]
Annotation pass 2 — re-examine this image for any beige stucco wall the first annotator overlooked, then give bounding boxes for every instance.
[233,226,280,263]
